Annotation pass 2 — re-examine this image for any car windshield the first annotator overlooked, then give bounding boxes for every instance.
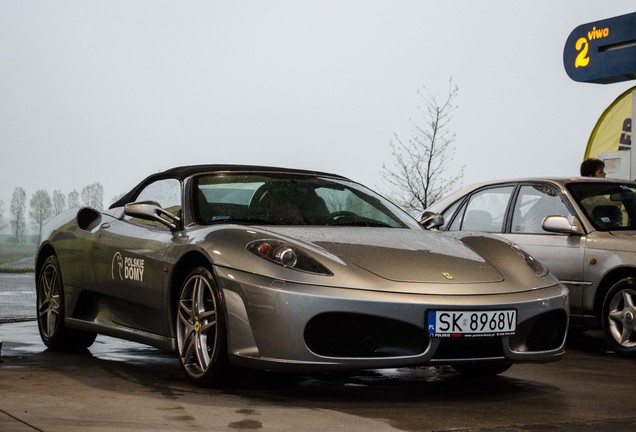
[193,173,420,228]
[568,182,636,231]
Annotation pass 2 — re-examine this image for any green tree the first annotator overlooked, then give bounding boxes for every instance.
[81,182,104,210]
[52,189,66,215]
[0,199,6,232]
[29,189,53,238]
[10,187,27,243]
[67,189,80,209]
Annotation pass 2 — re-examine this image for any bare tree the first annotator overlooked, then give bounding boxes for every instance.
[81,182,104,210]
[29,189,53,238]
[67,189,80,209]
[52,189,66,215]
[381,80,464,214]
[9,187,27,243]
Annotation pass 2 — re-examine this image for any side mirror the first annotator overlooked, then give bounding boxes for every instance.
[419,211,445,230]
[124,201,181,230]
[542,215,584,235]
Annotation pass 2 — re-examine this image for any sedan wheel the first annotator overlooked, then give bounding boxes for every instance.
[603,278,636,357]
[176,267,239,387]
[37,255,96,350]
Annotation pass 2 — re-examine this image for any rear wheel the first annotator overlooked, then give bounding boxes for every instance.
[452,363,512,377]
[602,278,636,357]
[176,266,241,387]
[37,255,96,350]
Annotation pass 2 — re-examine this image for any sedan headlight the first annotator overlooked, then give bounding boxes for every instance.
[247,240,333,276]
[511,244,548,277]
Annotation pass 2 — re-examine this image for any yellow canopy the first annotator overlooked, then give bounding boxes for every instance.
[585,86,635,159]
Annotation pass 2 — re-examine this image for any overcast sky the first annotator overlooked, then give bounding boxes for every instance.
[2,1,636,211]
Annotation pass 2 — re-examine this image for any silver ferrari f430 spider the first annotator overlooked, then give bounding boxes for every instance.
[36,165,568,387]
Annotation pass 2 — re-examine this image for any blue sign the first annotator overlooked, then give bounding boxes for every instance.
[564,12,636,84]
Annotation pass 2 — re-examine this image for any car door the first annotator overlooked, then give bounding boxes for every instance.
[445,184,515,233]
[91,178,182,336]
[444,182,586,315]
[504,183,585,315]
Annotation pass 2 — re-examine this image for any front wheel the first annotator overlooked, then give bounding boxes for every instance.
[37,255,96,350]
[602,278,636,357]
[176,266,241,387]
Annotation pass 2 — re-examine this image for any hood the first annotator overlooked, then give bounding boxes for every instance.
[262,227,504,284]
[588,230,636,253]
[606,230,636,238]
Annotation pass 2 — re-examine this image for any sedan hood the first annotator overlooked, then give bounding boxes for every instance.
[262,227,504,284]
[591,230,636,252]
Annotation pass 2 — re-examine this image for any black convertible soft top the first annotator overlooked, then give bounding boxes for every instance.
[110,164,347,209]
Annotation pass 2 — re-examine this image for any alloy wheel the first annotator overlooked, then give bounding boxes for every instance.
[176,270,219,378]
[37,260,62,340]
[607,287,636,349]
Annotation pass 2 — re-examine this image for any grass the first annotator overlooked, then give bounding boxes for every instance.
[0,235,37,272]
[0,254,33,264]
[0,267,34,273]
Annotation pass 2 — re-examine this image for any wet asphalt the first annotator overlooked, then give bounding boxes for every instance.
[1,273,636,432]
[0,272,36,324]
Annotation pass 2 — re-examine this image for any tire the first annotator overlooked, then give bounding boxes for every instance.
[602,277,636,358]
[36,255,96,350]
[452,363,512,377]
[175,266,242,387]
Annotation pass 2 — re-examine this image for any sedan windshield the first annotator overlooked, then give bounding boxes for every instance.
[193,174,419,228]
[568,182,636,231]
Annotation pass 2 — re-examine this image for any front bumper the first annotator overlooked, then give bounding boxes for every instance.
[215,266,569,372]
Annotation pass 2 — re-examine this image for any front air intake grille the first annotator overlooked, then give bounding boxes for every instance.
[304,312,428,358]
[508,310,568,353]
[525,310,568,351]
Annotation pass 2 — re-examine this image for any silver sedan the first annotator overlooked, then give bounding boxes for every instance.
[427,177,636,357]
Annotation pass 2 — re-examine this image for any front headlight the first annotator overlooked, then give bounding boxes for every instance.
[247,239,333,276]
[510,244,548,277]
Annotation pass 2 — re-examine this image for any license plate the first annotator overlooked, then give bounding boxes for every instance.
[427,310,516,337]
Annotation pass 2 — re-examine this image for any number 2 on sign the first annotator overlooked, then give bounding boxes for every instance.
[575,37,590,68]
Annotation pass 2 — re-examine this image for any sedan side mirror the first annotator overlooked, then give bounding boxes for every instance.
[124,201,181,230]
[419,211,445,230]
[542,215,584,236]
